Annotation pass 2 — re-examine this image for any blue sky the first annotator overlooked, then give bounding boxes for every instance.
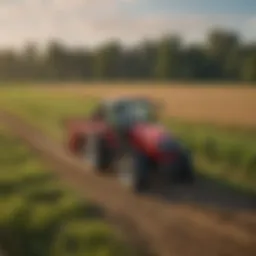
[0,0,255,48]
[138,0,256,14]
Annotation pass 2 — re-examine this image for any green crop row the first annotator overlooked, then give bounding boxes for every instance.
[165,119,256,191]
[0,129,138,256]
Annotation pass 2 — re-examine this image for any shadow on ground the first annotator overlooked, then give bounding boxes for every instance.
[148,173,256,212]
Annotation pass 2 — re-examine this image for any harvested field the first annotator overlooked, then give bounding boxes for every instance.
[1,111,256,256]
[25,83,256,130]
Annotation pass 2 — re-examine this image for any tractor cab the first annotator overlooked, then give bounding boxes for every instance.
[91,97,158,131]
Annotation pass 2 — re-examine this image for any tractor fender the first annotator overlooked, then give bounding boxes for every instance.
[130,123,170,159]
[67,121,108,154]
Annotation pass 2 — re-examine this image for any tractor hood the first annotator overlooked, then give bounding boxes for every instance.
[132,123,168,141]
[130,123,174,153]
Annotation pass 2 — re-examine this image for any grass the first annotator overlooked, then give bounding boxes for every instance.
[0,127,138,256]
[166,120,256,192]
[0,87,255,192]
[0,89,96,139]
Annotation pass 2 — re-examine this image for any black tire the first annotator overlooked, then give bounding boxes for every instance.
[84,134,111,173]
[176,150,195,183]
[116,149,151,193]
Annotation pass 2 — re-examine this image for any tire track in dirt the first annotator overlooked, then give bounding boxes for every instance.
[1,111,256,256]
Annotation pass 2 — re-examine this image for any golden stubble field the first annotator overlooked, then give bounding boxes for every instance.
[20,82,256,129]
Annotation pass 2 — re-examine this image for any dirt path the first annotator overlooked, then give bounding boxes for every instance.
[1,111,256,256]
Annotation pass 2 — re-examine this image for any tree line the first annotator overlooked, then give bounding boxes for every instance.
[0,29,255,82]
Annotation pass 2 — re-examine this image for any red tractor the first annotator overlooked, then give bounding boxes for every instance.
[64,97,195,192]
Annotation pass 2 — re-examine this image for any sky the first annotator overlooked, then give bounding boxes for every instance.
[0,0,255,48]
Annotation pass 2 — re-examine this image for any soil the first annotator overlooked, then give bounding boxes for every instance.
[0,111,256,256]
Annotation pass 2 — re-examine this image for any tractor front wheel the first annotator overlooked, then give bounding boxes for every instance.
[116,149,151,193]
[84,134,111,173]
[175,150,195,183]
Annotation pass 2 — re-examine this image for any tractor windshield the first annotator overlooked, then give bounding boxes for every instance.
[108,99,156,129]
[125,100,155,122]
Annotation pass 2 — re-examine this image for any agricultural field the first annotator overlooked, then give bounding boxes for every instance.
[29,82,256,129]
[0,83,256,192]
[0,127,138,256]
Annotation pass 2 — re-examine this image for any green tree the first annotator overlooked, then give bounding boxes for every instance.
[93,41,122,79]
[0,28,255,82]
[0,49,18,80]
[45,41,70,80]
[136,40,158,79]
[182,45,208,79]
[206,29,241,79]
[241,54,256,81]
[21,42,40,79]
[155,35,182,79]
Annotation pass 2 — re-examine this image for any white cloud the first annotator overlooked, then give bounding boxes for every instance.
[0,0,255,49]
[246,16,256,29]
